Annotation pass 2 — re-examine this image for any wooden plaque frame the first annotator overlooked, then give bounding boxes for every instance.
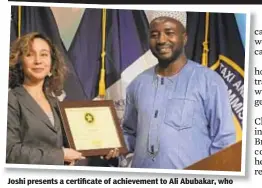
[58,100,128,157]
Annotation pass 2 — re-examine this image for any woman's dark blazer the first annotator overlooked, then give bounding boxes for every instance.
[6,86,65,165]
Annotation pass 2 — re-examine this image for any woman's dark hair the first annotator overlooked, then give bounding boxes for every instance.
[9,32,68,96]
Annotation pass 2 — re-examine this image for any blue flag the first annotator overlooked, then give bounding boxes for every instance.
[68,8,149,100]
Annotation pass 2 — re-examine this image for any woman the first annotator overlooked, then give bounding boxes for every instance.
[7,32,118,165]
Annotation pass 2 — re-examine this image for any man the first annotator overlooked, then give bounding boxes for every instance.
[121,11,236,169]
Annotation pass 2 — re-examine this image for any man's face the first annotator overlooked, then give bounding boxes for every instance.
[149,17,187,68]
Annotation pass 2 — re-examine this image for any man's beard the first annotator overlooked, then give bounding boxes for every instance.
[156,47,183,69]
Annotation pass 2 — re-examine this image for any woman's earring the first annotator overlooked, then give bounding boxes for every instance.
[48,72,52,77]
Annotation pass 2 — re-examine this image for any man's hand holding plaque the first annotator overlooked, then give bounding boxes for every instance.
[63,147,120,166]
[103,148,120,160]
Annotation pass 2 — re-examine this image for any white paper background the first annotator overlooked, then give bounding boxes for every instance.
[0,1,260,187]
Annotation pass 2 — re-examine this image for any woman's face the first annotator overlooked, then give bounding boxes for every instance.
[22,38,52,84]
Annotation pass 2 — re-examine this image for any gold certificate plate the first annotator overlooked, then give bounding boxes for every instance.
[58,100,128,157]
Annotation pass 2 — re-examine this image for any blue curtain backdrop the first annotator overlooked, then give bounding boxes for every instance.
[235,13,246,47]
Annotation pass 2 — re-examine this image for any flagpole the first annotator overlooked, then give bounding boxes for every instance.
[202,12,209,66]
[18,6,22,38]
[98,8,107,99]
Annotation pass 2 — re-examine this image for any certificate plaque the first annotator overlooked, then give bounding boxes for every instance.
[58,100,128,157]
